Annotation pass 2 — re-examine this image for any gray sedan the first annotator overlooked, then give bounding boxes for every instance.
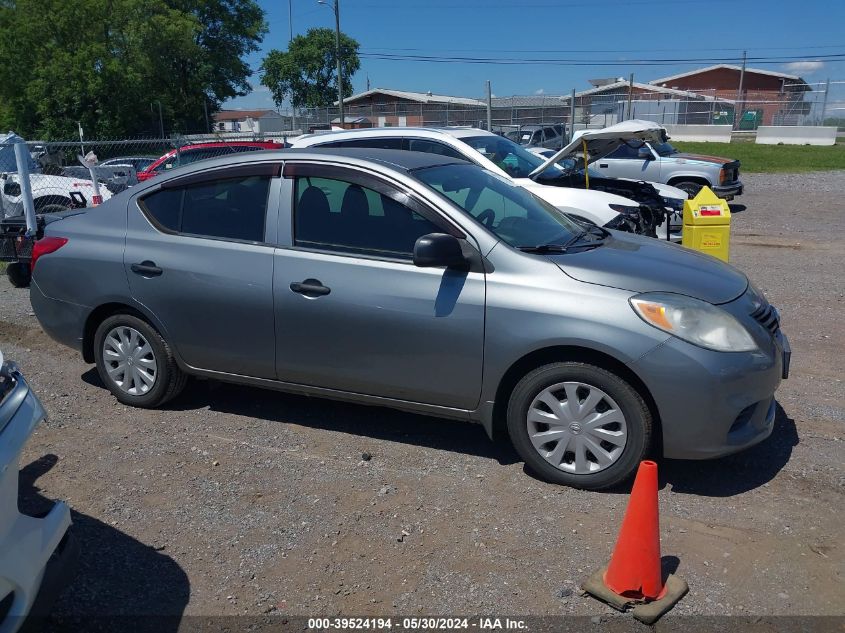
[28,148,789,489]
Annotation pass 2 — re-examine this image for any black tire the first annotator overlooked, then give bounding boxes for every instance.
[6,262,31,288]
[506,362,652,490]
[93,314,187,407]
[672,180,705,198]
[34,196,73,214]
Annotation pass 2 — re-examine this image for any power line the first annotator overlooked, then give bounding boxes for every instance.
[362,44,845,55]
[358,52,845,67]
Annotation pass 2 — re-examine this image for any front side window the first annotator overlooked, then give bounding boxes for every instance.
[414,163,580,249]
[139,174,270,243]
[293,176,443,258]
[460,135,561,179]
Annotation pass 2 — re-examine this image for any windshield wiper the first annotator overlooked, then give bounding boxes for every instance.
[518,243,572,253]
[519,227,607,254]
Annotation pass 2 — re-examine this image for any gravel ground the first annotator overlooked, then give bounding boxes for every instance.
[2,172,843,624]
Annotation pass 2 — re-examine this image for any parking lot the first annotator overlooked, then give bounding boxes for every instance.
[1,171,843,622]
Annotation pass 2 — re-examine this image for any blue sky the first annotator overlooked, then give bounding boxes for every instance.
[226,0,845,113]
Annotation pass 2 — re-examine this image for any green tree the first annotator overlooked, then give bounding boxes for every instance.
[0,0,266,139]
[260,28,360,109]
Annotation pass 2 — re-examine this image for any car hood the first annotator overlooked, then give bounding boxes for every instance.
[546,230,748,304]
[515,178,637,225]
[529,119,668,178]
[669,153,736,165]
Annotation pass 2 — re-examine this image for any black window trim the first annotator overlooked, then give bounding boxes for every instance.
[283,161,469,262]
[137,163,280,246]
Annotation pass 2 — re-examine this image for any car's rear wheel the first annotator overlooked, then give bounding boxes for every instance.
[94,314,186,407]
[6,262,31,288]
[506,362,652,490]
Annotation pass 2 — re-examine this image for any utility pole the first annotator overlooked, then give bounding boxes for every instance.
[735,50,747,129]
[288,0,293,42]
[486,80,493,132]
[318,0,344,127]
[626,73,634,121]
[820,77,830,125]
[569,88,576,141]
[157,101,164,137]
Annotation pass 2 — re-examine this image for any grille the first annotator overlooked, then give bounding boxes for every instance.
[750,301,780,335]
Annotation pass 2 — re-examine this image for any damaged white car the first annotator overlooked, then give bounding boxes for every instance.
[529,120,689,239]
[0,350,76,632]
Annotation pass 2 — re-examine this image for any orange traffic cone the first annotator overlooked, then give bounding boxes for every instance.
[582,460,688,624]
[604,460,664,599]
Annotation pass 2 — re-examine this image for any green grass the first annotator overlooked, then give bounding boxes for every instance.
[671,141,845,173]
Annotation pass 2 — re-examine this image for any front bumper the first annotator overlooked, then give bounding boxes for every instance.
[0,365,74,633]
[630,330,787,460]
[712,180,744,200]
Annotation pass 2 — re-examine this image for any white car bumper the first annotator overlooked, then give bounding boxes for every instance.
[0,362,74,633]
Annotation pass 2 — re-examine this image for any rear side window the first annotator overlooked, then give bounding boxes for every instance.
[139,175,271,243]
[407,139,465,160]
[178,147,233,166]
[318,138,406,150]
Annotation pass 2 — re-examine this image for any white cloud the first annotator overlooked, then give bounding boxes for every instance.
[784,61,825,74]
[534,88,545,95]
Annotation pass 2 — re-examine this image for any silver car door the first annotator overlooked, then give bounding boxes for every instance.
[272,162,486,410]
[124,164,280,378]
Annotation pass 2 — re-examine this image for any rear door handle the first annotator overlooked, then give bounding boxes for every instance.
[130,261,163,277]
[290,278,331,297]
[599,163,608,168]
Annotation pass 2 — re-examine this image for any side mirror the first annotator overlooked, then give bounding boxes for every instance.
[413,233,467,268]
[637,147,653,159]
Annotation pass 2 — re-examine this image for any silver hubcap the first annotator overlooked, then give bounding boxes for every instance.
[527,381,627,474]
[102,326,157,396]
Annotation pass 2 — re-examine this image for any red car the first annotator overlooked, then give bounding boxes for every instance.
[137,141,285,182]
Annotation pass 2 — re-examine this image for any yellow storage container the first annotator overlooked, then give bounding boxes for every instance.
[681,186,732,262]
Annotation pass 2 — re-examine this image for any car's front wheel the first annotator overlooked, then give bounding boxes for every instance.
[93,314,186,407]
[506,362,652,490]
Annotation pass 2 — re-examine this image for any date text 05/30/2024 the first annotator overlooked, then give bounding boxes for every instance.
[307,618,527,630]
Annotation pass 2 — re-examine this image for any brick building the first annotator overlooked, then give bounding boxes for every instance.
[650,65,811,126]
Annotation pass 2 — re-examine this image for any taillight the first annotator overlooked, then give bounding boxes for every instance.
[31,237,68,272]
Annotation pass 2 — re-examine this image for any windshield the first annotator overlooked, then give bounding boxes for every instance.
[413,163,581,249]
[459,135,562,179]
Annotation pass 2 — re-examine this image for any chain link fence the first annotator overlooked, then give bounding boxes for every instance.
[289,83,840,133]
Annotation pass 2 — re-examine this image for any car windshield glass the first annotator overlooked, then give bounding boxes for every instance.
[413,163,581,249]
[460,135,562,179]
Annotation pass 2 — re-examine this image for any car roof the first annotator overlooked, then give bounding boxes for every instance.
[181,141,282,150]
[294,126,496,144]
[133,147,469,192]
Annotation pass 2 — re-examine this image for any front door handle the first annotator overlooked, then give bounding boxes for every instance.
[130,261,163,277]
[599,163,608,168]
[290,278,331,297]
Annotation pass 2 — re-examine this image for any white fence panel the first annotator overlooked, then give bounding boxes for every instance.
[755,126,837,146]
[663,125,733,143]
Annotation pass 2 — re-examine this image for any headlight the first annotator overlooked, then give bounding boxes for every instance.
[629,292,757,352]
